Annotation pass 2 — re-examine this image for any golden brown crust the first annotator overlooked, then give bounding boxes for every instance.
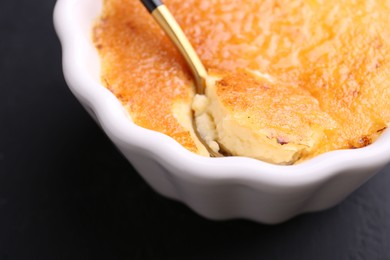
[94,0,390,161]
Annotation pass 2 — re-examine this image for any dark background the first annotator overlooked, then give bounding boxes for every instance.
[1,0,390,259]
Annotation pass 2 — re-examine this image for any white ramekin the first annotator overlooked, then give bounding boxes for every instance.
[54,0,390,224]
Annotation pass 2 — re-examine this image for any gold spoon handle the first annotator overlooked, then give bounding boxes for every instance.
[140,0,225,157]
[140,0,207,94]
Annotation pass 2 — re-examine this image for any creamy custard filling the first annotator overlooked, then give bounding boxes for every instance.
[94,0,390,165]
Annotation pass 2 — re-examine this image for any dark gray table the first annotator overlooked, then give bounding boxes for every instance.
[1,0,389,259]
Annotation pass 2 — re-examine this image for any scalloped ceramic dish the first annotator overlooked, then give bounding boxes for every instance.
[54,0,390,223]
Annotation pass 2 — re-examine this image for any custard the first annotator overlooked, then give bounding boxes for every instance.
[193,71,336,164]
[93,0,390,164]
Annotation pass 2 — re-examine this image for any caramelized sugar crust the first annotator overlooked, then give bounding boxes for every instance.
[94,0,390,159]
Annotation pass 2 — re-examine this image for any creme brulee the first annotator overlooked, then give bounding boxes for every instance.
[93,0,390,164]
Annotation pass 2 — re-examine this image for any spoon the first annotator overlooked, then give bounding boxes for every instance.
[140,0,226,157]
